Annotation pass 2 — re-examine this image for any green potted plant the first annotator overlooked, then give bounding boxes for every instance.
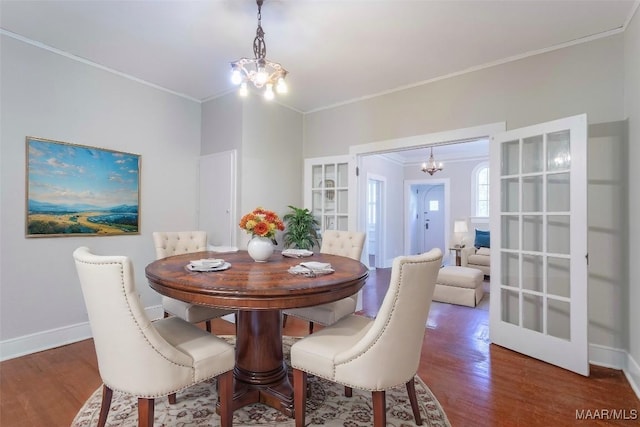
[282,205,320,250]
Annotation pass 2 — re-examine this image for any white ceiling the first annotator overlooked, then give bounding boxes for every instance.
[0,0,637,113]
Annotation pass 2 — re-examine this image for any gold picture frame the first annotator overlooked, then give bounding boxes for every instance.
[26,136,141,237]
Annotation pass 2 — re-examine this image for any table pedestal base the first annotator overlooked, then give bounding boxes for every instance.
[217,310,294,417]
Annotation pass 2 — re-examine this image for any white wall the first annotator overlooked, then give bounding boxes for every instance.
[303,35,623,158]
[302,34,631,367]
[0,36,201,348]
[587,121,628,350]
[201,93,243,155]
[624,6,640,390]
[202,94,304,248]
[240,97,303,248]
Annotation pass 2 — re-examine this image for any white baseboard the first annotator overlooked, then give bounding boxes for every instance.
[589,343,640,400]
[0,304,163,362]
[624,351,640,400]
[589,343,628,369]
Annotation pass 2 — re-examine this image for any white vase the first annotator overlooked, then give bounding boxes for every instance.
[247,236,274,262]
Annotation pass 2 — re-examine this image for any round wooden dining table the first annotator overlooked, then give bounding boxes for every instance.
[145,250,368,417]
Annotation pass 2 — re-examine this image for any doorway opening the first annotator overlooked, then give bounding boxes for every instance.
[407,182,448,258]
[367,175,385,268]
[351,123,501,269]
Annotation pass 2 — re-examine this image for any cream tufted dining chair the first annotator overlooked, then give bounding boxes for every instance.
[283,230,366,334]
[290,248,443,427]
[153,231,235,332]
[73,247,235,427]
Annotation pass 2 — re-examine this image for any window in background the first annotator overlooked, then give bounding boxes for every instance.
[472,162,490,218]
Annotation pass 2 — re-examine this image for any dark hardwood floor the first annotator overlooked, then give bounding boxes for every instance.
[1,268,638,426]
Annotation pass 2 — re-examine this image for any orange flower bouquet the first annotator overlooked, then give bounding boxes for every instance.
[239,207,285,243]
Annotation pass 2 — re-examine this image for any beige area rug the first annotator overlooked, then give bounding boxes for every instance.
[72,337,450,427]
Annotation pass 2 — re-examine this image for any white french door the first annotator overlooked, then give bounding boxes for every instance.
[489,114,589,376]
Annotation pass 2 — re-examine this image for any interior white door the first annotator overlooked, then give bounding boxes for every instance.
[419,184,445,254]
[490,114,588,376]
[198,150,237,247]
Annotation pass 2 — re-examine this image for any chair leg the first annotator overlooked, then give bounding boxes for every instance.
[218,370,234,427]
[372,390,386,427]
[168,393,176,404]
[309,321,314,334]
[137,397,154,427]
[406,378,423,425]
[293,369,307,427]
[97,384,113,427]
[206,320,212,333]
[282,313,288,327]
[345,386,352,397]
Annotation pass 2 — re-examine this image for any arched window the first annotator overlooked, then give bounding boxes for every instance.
[472,162,489,217]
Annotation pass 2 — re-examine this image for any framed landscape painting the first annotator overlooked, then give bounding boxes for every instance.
[26,137,140,237]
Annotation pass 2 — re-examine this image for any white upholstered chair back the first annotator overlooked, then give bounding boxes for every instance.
[290,248,443,427]
[151,231,234,331]
[320,230,366,261]
[153,231,208,259]
[73,246,235,426]
[73,247,209,395]
[283,230,366,333]
[336,248,442,389]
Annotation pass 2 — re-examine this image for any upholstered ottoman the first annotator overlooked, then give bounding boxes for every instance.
[433,266,484,307]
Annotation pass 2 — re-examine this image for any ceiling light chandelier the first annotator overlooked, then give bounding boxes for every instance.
[421,147,444,175]
[230,0,288,101]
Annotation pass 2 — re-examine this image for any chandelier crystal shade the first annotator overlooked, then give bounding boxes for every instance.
[230,0,288,100]
[421,147,444,175]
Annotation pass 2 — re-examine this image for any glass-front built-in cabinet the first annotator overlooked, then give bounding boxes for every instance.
[306,156,350,233]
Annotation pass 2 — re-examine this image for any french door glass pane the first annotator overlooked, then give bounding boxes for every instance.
[501,140,520,175]
[337,190,348,214]
[337,163,348,187]
[523,215,543,252]
[523,294,544,333]
[548,299,571,340]
[548,257,570,297]
[522,254,543,292]
[501,252,519,287]
[324,164,335,182]
[547,130,571,171]
[312,190,322,215]
[501,215,519,249]
[337,216,348,230]
[501,289,520,325]
[522,176,543,212]
[522,135,544,173]
[548,215,570,254]
[312,165,323,187]
[501,178,519,212]
[547,173,570,212]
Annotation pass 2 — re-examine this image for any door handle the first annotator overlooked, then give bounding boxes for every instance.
[425,223,429,230]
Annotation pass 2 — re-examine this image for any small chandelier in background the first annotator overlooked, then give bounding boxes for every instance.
[230,0,288,101]
[421,147,443,175]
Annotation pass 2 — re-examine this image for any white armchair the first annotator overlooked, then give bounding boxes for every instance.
[461,236,490,276]
[153,231,235,331]
[290,248,443,427]
[283,230,366,334]
[73,247,235,427]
